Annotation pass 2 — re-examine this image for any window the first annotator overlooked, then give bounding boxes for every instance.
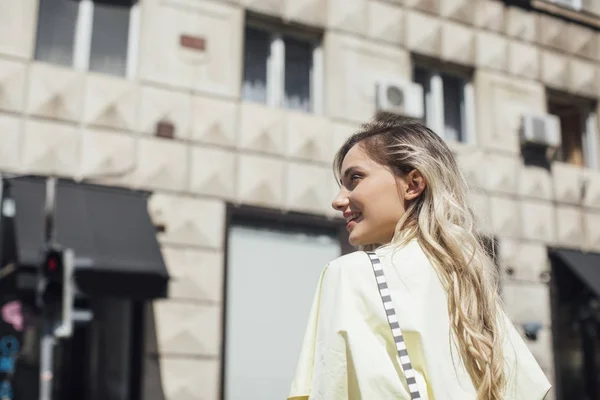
[413,66,475,144]
[223,210,347,400]
[34,0,140,78]
[242,23,323,113]
[548,94,599,169]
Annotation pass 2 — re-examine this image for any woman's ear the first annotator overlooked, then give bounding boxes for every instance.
[404,169,426,201]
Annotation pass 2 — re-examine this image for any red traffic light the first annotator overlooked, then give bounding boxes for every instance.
[47,256,58,272]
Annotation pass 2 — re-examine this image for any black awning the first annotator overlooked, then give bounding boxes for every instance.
[3,176,169,300]
[550,248,600,299]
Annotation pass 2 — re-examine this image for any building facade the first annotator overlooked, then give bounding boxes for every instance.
[1,0,600,399]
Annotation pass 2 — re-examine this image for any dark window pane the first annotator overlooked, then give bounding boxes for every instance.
[242,27,270,104]
[88,0,133,77]
[34,0,80,67]
[284,36,313,112]
[442,73,465,142]
[413,67,430,125]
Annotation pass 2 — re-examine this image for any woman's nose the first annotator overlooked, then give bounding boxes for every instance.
[331,191,349,212]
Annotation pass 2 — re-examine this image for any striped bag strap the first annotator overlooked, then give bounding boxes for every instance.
[366,251,421,400]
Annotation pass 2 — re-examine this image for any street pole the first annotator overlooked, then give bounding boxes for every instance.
[39,177,57,400]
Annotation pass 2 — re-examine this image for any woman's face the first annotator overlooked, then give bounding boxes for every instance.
[332,144,408,246]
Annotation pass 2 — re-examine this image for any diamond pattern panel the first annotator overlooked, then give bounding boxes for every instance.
[540,50,569,90]
[132,138,188,192]
[569,59,598,97]
[404,0,439,14]
[505,6,536,42]
[367,1,404,46]
[405,10,442,58]
[490,196,520,238]
[236,154,284,208]
[456,150,486,189]
[284,0,326,27]
[439,0,474,25]
[0,58,26,113]
[79,128,136,182]
[584,170,600,209]
[498,240,550,283]
[0,114,21,172]
[502,283,551,326]
[519,165,552,201]
[552,163,584,205]
[154,301,220,356]
[586,212,600,252]
[327,0,368,35]
[556,205,585,249]
[285,162,331,214]
[508,40,539,80]
[190,94,237,147]
[26,63,84,122]
[536,14,567,51]
[520,200,555,243]
[482,154,519,195]
[189,146,235,198]
[148,194,225,248]
[286,112,331,163]
[241,0,283,16]
[475,31,508,71]
[139,86,191,139]
[441,21,474,65]
[21,120,80,177]
[567,23,597,60]
[238,102,285,155]
[83,74,139,131]
[0,0,37,58]
[326,33,410,123]
[160,358,219,400]
[330,121,359,163]
[162,247,223,302]
[474,0,505,33]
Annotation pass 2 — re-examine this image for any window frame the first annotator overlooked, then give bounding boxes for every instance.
[35,0,140,79]
[412,63,476,145]
[242,18,324,114]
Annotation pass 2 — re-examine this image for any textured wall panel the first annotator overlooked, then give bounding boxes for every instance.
[404,0,439,14]
[520,200,555,243]
[154,301,220,356]
[567,23,597,60]
[189,146,236,198]
[285,162,331,214]
[0,0,37,59]
[508,40,539,80]
[475,70,545,154]
[456,149,486,189]
[502,283,551,326]
[490,196,520,238]
[83,74,139,131]
[439,0,474,25]
[441,21,474,65]
[0,59,26,113]
[498,240,550,283]
[536,14,567,51]
[148,194,225,248]
[79,128,136,182]
[21,120,80,177]
[133,138,188,192]
[474,0,505,33]
[584,170,600,209]
[586,211,600,252]
[555,205,585,249]
[405,10,442,58]
[475,31,508,71]
[139,86,191,139]
[326,33,410,123]
[482,153,519,195]
[505,6,536,42]
[190,95,237,147]
[139,1,243,97]
[552,163,584,205]
[284,0,326,27]
[519,165,552,201]
[26,63,84,122]
[469,190,492,236]
[162,248,223,302]
[238,102,285,155]
[569,59,598,97]
[540,50,569,91]
[160,358,219,400]
[367,1,404,46]
[0,114,22,172]
[286,112,331,163]
[241,0,283,17]
[327,0,368,36]
[236,154,284,208]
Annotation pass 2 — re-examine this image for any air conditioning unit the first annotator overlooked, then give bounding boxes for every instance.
[375,79,424,119]
[520,114,561,148]
[548,0,582,11]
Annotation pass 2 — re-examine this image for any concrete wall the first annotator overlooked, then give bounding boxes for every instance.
[2,0,600,398]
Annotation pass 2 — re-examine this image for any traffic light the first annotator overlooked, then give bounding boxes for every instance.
[38,246,74,338]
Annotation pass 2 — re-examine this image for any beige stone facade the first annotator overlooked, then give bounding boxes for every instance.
[2,0,600,398]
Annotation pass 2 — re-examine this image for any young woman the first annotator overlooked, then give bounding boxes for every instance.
[288,113,551,400]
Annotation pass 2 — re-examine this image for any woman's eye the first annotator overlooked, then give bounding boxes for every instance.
[350,174,361,183]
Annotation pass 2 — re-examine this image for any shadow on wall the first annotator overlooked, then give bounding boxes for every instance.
[142,304,167,400]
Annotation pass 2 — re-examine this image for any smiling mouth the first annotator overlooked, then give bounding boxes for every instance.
[345,213,362,223]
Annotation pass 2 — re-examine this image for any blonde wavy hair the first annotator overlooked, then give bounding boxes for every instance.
[334,112,506,400]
